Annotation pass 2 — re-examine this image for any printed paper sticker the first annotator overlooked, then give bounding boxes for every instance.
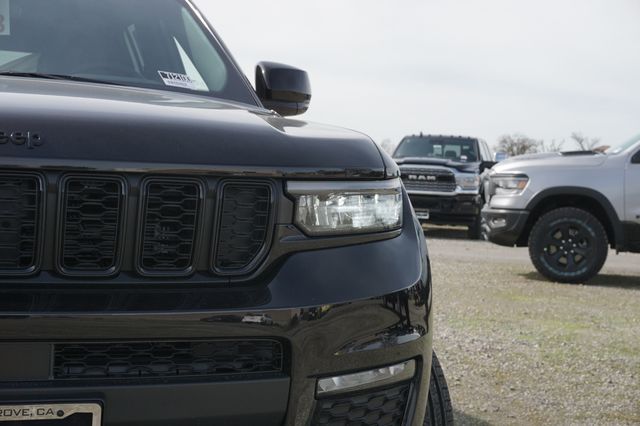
[158,71,199,90]
[0,0,10,36]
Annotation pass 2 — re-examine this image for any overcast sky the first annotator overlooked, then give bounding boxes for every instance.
[197,1,639,150]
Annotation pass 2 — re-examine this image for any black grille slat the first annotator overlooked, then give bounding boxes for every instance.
[213,183,272,272]
[53,340,284,380]
[0,174,42,273]
[139,179,202,274]
[312,383,411,426]
[60,177,124,274]
[401,168,456,193]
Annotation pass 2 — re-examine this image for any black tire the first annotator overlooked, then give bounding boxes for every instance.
[467,215,482,240]
[424,351,454,426]
[528,207,608,283]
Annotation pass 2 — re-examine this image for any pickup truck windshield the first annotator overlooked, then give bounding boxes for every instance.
[394,137,480,162]
[0,0,257,105]
[607,134,640,155]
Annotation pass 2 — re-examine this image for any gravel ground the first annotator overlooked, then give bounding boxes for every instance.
[426,227,640,426]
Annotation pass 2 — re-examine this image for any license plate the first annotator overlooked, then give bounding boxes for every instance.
[0,403,101,425]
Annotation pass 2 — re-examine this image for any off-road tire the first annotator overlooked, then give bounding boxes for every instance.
[424,351,454,426]
[528,207,608,283]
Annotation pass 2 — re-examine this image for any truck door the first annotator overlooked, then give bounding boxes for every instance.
[625,150,640,224]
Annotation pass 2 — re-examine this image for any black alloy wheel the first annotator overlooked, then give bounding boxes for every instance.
[529,207,608,283]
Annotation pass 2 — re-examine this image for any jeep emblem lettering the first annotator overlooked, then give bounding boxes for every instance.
[0,131,44,149]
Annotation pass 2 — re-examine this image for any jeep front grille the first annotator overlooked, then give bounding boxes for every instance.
[53,339,284,380]
[0,174,42,274]
[213,182,272,273]
[138,179,203,275]
[401,168,456,193]
[59,176,126,275]
[0,173,275,279]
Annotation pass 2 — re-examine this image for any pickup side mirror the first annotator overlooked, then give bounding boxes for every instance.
[480,161,497,173]
[255,62,311,116]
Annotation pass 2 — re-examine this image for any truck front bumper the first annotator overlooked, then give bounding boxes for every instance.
[407,192,482,225]
[482,206,530,247]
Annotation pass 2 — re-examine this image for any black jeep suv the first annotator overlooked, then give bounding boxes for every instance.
[0,1,451,425]
[394,134,494,239]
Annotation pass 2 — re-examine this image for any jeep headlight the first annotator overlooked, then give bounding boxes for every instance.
[455,174,480,191]
[287,179,403,236]
[491,174,529,195]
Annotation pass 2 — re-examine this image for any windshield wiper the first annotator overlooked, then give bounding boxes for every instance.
[0,71,124,86]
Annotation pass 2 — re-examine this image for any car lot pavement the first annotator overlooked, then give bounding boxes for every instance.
[427,227,640,425]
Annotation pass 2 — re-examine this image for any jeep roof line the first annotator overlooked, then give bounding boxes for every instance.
[393,133,495,239]
[482,134,640,283]
[0,0,452,425]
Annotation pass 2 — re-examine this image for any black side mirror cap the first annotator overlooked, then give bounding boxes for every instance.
[480,161,497,173]
[256,62,311,116]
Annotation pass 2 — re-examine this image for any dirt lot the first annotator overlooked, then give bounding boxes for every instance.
[427,227,640,426]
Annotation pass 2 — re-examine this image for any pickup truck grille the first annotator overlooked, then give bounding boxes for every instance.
[401,168,456,193]
[0,174,42,274]
[53,339,284,380]
[0,172,275,279]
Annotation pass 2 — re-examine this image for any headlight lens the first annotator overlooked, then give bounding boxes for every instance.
[287,178,403,236]
[455,174,480,190]
[491,175,529,195]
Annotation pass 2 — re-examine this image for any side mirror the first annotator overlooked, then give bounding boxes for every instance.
[480,161,497,173]
[255,62,311,116]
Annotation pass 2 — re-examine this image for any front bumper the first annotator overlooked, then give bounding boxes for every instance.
[407,192,482,225]
[0,209,432,425]
[482,206,530,247]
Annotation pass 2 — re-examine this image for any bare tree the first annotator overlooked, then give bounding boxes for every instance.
[496,134,541,157]
[539,139,565,153]
[571,132,601,151]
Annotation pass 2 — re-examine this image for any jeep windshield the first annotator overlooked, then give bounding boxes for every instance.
[394,137,480,162]
[0,0,257,105]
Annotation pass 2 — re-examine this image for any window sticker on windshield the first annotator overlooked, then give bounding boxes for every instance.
[0,0,10,36]
[158,71,199,90]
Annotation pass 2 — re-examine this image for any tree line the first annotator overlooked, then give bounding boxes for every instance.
[496,132,605,156]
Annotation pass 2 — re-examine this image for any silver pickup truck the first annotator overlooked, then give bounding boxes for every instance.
[482,134,640,283]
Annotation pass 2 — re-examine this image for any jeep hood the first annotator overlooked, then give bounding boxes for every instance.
[0,77,386,179]
[493,151,607,173]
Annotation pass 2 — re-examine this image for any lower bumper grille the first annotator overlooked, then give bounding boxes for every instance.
[311,383,410,426]
[53,339,284,380]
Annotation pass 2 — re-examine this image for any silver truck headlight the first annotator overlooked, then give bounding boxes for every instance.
[287,178,403,236]
[491,174,529,195]
[456,174,480,190]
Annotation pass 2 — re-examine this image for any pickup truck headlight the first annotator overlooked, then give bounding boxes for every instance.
[287,178,403,236]
[456,174,480,191]
[491,175,529,195]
